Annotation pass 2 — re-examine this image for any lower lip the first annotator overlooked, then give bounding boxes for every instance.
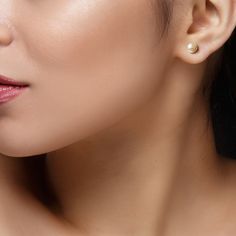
[0,84,29,104]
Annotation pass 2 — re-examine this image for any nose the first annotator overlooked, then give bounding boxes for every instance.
[0,23,13,46]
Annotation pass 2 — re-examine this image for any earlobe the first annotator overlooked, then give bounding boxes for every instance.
[175,0,236,65]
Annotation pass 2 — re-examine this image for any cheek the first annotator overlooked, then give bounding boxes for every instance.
[0,1,168,157]
[27,1,158,72]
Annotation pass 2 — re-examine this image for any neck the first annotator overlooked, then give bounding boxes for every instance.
[46,64,229,236]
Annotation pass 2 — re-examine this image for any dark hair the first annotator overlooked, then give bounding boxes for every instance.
[210,29,236,158]
[158,0,236,159]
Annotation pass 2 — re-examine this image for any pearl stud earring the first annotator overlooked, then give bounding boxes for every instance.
[187,42,199,54]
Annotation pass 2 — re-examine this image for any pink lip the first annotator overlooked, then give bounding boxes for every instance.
[0,85,29,105]
[0,74,29,86]
[0,74,29,105]
[0,75,29,105]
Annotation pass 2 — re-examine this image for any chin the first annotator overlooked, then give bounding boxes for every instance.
[0,143,45,158]
[0,134,51,158]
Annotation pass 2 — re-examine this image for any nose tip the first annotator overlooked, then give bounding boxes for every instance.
[0,24,13,46]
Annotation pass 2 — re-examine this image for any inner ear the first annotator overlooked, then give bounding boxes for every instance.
[187,0,219,34]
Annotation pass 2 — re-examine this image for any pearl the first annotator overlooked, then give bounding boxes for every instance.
[187,42,199,54]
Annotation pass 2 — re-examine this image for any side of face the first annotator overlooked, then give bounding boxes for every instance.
[0,0,173,157]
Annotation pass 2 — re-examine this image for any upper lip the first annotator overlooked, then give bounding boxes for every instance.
[0,74,29,86]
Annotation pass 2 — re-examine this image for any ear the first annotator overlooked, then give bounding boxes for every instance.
[175,0,236,64]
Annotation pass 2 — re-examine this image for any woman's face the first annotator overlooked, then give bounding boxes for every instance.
[0,0,174,157]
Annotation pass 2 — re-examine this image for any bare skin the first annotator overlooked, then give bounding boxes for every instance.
[47,87,236,236]
[2,98,236,236]
[0,0,236,235]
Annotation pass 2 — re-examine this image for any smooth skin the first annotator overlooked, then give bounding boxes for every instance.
[0,0,236,235]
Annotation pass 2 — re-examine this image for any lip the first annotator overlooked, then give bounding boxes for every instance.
[0,74,29,86]
[0,85,29,104]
